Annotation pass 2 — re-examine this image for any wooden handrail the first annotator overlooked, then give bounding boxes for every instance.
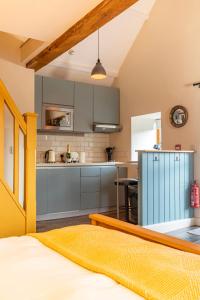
[89,214,200,255]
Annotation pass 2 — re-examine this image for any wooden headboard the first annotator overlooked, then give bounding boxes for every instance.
[0,80,37,237]
[89,214,200,255]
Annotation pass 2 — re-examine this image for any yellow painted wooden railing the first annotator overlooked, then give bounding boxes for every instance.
[0,80,37,237]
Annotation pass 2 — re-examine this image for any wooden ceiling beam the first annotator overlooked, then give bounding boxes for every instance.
[26,0,139,71]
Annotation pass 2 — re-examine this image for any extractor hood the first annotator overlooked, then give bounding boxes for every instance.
[93,123,122,133]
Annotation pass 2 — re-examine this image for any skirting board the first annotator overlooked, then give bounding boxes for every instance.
[143,218,196,233]
[37,207,116,221]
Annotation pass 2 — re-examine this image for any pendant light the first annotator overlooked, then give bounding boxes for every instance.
[91,30,107,80]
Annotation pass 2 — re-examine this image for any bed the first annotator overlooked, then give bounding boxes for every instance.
[0,214,200,300]
[0,234,142,300]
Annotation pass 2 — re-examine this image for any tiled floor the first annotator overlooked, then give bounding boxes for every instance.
[167,226,200,244]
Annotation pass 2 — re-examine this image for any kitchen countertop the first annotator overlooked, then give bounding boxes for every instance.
[36,162,129,168]
[136,150,195,153]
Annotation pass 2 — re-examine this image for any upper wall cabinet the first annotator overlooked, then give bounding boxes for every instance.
[35,75,42,129]
[43,76,74,106]
[74,82,93,133]
[93,86,120,124]
[34,75,120,132]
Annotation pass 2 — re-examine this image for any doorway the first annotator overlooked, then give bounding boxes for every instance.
[131,112,161,161]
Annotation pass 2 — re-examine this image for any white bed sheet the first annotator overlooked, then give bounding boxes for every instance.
[0,236,144,300]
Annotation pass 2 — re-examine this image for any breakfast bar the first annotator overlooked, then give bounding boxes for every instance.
[137,150,194,226]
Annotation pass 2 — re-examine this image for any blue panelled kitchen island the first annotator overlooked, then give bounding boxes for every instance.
[138,150,194,226]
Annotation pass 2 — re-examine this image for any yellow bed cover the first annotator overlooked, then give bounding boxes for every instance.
[31,225,200,300]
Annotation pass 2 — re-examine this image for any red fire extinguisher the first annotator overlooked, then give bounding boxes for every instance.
[191,181,200,208]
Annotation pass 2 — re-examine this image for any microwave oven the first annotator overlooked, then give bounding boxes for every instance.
[42,104,74,131]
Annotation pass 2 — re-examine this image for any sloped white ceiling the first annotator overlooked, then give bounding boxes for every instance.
[0,0,156,86]
[45,0,156,83]
[0,0,102,41]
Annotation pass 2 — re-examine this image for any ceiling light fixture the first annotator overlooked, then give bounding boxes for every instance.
[91,30,107,80]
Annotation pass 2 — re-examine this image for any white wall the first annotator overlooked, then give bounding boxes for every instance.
[0,58,34,113]
[0,32,22,65]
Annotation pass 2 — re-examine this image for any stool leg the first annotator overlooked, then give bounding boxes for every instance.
[124,185,129,222]
[116,167,119,219]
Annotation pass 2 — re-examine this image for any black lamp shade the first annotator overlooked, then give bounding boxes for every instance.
[91,58,107,80]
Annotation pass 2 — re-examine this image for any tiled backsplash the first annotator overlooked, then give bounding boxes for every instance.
[37,133,110,163]
[113,149,130,163]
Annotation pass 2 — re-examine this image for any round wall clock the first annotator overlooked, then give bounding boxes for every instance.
[170,105,188,128]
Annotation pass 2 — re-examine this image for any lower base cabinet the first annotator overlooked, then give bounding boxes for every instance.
[37,166,127,217]
[47,168,81,213]
[36,169,48,215]
[81,192,100,210]
[100,167,118,207]
[37,168,81,215]
[80,167,100,210]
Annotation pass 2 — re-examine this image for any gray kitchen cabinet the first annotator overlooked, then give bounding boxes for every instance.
[43,76,74,106]
[93,86,120,124]
[36,166,128,218]
[35,75,121,132]
[80,167,100,210]
[100,166,116,207]
[81,177,100,193]
[35,75,43,129]
[81,167,100,177]
[36,169,48,215]
[74,82,93,132]
[81,192,100,210]
[47,168,81,213]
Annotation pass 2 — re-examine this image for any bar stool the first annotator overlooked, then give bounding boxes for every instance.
[128,185,138,224]
[114,178,138,222]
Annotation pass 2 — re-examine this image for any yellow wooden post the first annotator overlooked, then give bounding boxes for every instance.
[14,119,19,200]
[0,96,4,178]
[24,112,37,233]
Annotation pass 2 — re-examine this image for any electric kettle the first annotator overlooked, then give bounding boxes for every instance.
[45,149,56,163]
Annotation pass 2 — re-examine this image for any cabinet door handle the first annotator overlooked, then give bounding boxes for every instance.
[153,155,159,162]
[175,156,180,161]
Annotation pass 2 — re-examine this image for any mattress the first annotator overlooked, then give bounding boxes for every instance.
[0,236,143,300]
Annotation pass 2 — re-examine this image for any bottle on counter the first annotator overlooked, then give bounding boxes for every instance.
[66,144,71,163]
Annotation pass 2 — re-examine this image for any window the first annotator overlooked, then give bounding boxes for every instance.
[131,112,162,161]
